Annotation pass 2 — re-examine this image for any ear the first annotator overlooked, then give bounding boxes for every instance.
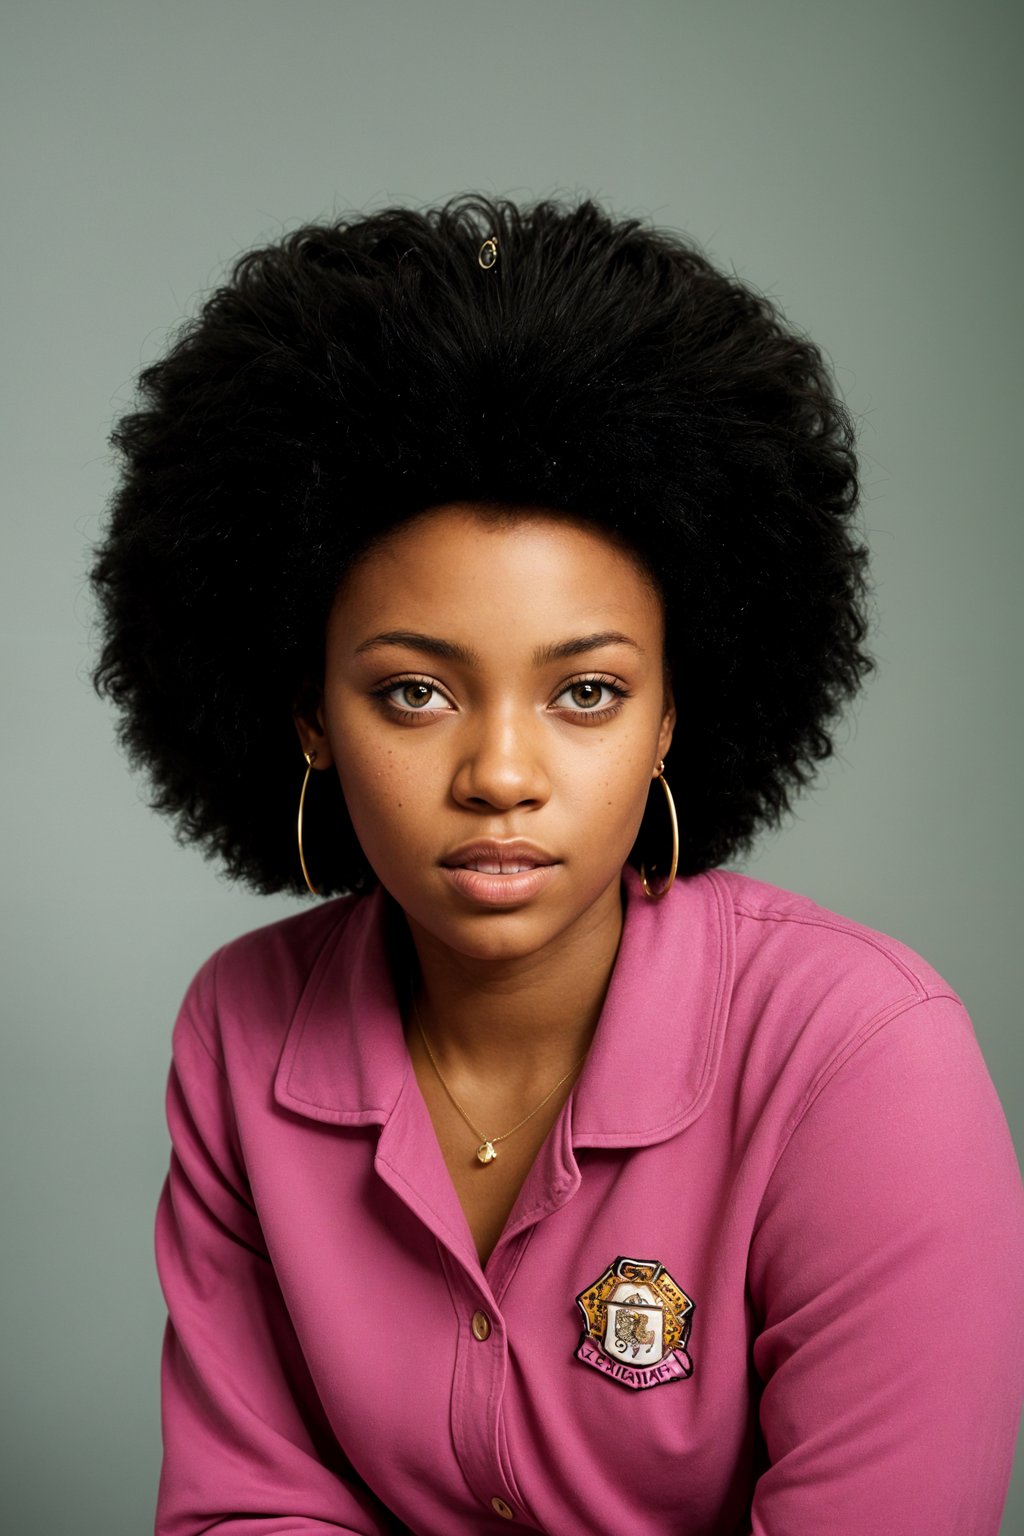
[655,685,676,770]
[292,683,335,770]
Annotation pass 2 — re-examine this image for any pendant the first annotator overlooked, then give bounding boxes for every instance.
[476,1141,498,1164]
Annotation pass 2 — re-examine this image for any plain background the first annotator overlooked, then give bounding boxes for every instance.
[2,2,1021,1531]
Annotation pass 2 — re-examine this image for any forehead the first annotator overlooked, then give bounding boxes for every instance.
[330,504,664,649]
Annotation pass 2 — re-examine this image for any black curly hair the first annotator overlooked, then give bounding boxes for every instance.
[90,191,876,896]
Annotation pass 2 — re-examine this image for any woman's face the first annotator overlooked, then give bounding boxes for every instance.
[298,505,675,966]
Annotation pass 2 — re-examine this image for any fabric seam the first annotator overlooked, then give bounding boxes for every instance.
[762,988,966,1203]
[730,897,934,994]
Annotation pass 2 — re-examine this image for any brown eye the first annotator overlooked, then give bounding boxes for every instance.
[374,677,453,718]
[570,681,603,709]
[552,678,626,716]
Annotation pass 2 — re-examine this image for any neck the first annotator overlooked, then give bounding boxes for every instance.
[393,880,625,1079]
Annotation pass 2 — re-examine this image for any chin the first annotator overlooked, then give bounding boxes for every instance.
[423,908,561,963]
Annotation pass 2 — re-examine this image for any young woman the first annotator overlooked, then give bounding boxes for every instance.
[91,195,1023,1535]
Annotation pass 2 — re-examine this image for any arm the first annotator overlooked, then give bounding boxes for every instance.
[747,992,1024,1536]
[155,958,403,1535]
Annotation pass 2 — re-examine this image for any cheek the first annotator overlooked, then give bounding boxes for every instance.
[329,722,434,849]
[566,746,656,844]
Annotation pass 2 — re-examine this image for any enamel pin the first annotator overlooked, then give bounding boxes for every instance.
[575,1256,694,1390]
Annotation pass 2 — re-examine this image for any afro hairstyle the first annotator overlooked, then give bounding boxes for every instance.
[90,191,876,896]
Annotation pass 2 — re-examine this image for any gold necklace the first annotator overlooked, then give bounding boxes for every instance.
[412,998,588,1166]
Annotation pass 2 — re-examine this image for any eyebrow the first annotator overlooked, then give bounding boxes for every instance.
[353,631,477,664]
[533,631,644,665]
[353,629,643,666]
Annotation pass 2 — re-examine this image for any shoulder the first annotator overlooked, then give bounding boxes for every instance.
[173,895,362,1063]
[695,868,974,1129]
[709,865,963,1003]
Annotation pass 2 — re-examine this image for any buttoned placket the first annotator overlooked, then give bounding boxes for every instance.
[373,1062,583,1530]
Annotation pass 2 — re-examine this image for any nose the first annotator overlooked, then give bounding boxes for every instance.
[450,708,551,813]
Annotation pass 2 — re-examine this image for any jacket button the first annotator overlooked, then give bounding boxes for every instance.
[471,1310,492,1341]
[490,1496,515,1519]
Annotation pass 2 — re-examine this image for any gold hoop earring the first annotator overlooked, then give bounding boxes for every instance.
[640,759,679,901]
[297,750,321,896]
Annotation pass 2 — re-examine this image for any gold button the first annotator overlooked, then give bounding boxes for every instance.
[471,1310,492,1341]
[490,1496,514,1520]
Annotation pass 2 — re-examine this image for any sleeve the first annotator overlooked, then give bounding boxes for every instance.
[746,992,1024,1536]
[154,955,405,1536]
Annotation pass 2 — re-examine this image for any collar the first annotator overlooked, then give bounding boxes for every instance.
[274,864,734,1148]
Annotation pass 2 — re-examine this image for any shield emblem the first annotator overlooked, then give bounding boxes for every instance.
[575,1256,694,1391]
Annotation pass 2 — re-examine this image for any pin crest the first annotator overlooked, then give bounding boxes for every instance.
[575,1255,694,1391]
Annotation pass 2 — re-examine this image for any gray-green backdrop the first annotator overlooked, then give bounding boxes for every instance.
[2,2,1020,1531]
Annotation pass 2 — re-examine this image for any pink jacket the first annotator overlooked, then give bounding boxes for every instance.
[155,865,1024,1534]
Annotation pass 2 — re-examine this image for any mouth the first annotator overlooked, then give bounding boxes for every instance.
[440,841,558,874]
[438,842,560,906]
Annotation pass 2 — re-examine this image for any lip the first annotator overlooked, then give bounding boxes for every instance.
[439,840,560,907]
[440,839,558,873]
